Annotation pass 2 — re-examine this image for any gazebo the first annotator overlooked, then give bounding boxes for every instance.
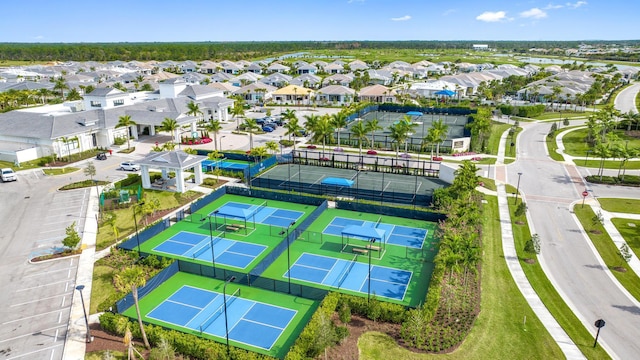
[340,224,386,259]
[135,150,207,193]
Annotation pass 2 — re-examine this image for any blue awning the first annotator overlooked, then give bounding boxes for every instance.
[213,205,254,220]
[321,177,354,187]
[342,225,385,242]
[435,89,456,96]
[406,111,423,116]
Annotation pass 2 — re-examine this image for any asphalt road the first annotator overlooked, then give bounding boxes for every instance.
[508,85,640,359]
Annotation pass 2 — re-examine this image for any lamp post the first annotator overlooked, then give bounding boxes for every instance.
[219,135,226,152]
[367,238,376,303]
[200,216,217,277]
[514,172,523,204]
[380,159,388,204]
[279,221,297,294]
[133,201,145,255]
[75,285,93,343]
[223,276,236,355]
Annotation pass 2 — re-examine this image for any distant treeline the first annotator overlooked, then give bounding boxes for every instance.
[0,40,639,62]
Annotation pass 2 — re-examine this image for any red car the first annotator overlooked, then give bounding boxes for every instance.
[307,145,317,149]
[367,150,377,155]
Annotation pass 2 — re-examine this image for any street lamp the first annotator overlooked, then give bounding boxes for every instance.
[219,135,226,152]
[200,216,217,277]
[380,159,388,204]
[279,221,297,294]
[75,285,93,343]
[367,238,376,303]
[514,172,523,204]
[133,201,145,255]
[223,276,236,355]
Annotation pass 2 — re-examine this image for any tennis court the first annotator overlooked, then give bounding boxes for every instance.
[323,216,428,249]
[151,231,267,269]
[146,284,297,351]
[285,253,411,301]
[202,159,251,172]
[213,201,305,228]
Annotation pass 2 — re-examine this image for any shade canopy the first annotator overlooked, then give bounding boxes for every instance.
[213,205,254,220]
[342,225,386,242]
[435,89,456,96]
[321,177,354,187]
[406,111,423,116]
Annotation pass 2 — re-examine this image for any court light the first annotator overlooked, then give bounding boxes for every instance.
[223,276,236,355]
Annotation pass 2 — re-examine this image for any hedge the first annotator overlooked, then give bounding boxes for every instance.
[586,175,640,186]
[337,294,406,324]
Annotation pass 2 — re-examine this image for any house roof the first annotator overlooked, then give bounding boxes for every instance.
[272,84,313,95]
[316,85,355,95]
[358,84,395,96]
[136,150,207,170]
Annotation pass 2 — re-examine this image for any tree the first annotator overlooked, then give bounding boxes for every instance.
[160,117,180,147]
[330,112,348,149]
[364,118,383,149]
[525,233,541,255]
[115,115,136,150]
[62,222,81,250]
[84,161,100,196]
[230,101,245,130]
[244,118,260,150]
[186,101,203,122]
[66,88,82,101]
[250,146,268,160]
[428,118,449,157]
[467,107,492,152]
[53,77,69,98]
[310,115,335,157]
[114,267,151,349]
[620,244,632,264]
[349,119,368,158]
[401,307,427,347]
[514,201,528,218]
[265,140,279,154]
[284,116,303,150]
[204,119,222,151]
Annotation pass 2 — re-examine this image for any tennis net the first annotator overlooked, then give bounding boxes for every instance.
[336,255,358,289]
[199,288,241,333]
[253,200,268,216]
[375,216,382,228]
[192,242,211,259]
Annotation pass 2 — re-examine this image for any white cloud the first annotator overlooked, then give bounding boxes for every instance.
[520,8,547,19]
[34,35,44,40]
[566,1,587,8]
[544,4,564,9]
[476,11,507,22]
[443,9,457,16]
[391,15,411,21]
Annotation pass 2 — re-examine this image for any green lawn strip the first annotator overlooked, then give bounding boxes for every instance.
[479,177,496,192]
[611,218,640,261]
[546,134,564,162]
[259,208,437,307]
[563,128,640,157]
[139,194,317,274]
[573,206,640,301]
[42,167,80,175]
[598,198,640,214]
[97,189,203,251]
[582,159,640,170]
[534,111,589,120]
[509,200,609,359]
[121,271,317,359]
[91,265,117,314]
[504,127,523,158]
[486,123,512,155]
[358,196,563,359]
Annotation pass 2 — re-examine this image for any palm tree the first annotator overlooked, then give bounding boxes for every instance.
[230,101,245,130]
[428,119,449,158]
[114,267,151,349]
[281,109,297,124]
[303,113,321,136]
[250,146,268,160]
[330,112,348,149]
[186,101,203,123]
[204,119,222,151]
[592,142,611,180]
[284,117,303,150]
[265,140,279,154]
[310,115,335,158]
[364,118,383,149]
[388,122,409,159]
[244,118,260,150]
[53,77,68,98]
[350,119,368,158]
[160,117,180,147]
[115,115,137,150]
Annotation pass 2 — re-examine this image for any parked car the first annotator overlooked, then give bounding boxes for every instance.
[262,125,275,132]
[119,162,140,171]
[367,150,378,155]
[1,168,17,182]
[256,118,267,125]
[96,152,107,160]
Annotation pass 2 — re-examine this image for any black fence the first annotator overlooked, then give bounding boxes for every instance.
[335,200,446,222]
[248,275,328,301]
[227,185,327,206]
[116,261,180,313]
[118,217,171,254]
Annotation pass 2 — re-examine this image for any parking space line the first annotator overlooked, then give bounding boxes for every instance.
[0,324,68,343]
[10,292,73,307]
[17,279,74,292]
[5,343,62,359]
[1,308,69,325]
[23,267,74,278]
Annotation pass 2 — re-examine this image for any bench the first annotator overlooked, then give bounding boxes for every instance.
[352,247,368,255]
[366,244,381,251]
[233,224,246,229]
[226,226,240,231]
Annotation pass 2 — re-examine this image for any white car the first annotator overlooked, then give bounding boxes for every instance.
[1,168,17,182]
[119,162,140,171]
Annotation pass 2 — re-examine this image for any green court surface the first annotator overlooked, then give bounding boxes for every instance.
[140,194,317,273]
[122,271,318,358]
[260,208,438,307]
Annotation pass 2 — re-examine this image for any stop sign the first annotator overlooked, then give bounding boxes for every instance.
[582,190,589,197]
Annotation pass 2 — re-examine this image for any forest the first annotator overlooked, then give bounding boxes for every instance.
[1,40,640,62]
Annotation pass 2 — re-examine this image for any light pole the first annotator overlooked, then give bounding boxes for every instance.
[368,238,376,303]
[223,276,236,355]
[75,285,93,343]
[219,135,226,152]
[380,159,388,204]
[133,201,145,255]
[200,217,217,277]
[279,221,296,293]
[514,172,523,204]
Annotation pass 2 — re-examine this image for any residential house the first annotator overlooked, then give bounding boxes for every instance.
[290,74,321,89]
[315,85,355,106]
[228,72,262,87]
[349,60,369,71]
[271,84,313,105]
[233,83,276,104]
[322,73,354,87]
[178,60,198,73]
[245,63,263,74]
[324,62,345,74]
[266,62,291,74]
[209,82,240,97]
[357,84,397,103]
[259,73,292,88]
[209,72,233,83]
[296,64,318,75]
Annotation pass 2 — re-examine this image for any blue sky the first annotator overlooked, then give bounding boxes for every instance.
[1,0,637,42]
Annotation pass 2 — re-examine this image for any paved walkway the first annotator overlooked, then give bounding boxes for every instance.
[493,127,586,359]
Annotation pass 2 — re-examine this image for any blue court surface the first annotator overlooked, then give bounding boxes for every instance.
[147,285,296,350]
[285,253,412,301]
[152,231,266,269]
[323,216,427,249]
[211,201,304,228]
[202,159,250,171]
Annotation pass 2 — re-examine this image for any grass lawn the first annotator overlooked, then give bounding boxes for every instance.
[358,196,564,359]
[546,133,564,162]
[534,111,589,120]
[598,198,640,214]
[486,123,512,155]
[507,199,610,359]
[581,159,640,170]
[42,167,80,175]
[573,206,640,303]
[611,218,640,260]
[562,128,640,157]
[91,264,117,314]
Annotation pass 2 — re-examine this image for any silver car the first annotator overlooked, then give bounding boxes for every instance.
[119,162,140,171]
